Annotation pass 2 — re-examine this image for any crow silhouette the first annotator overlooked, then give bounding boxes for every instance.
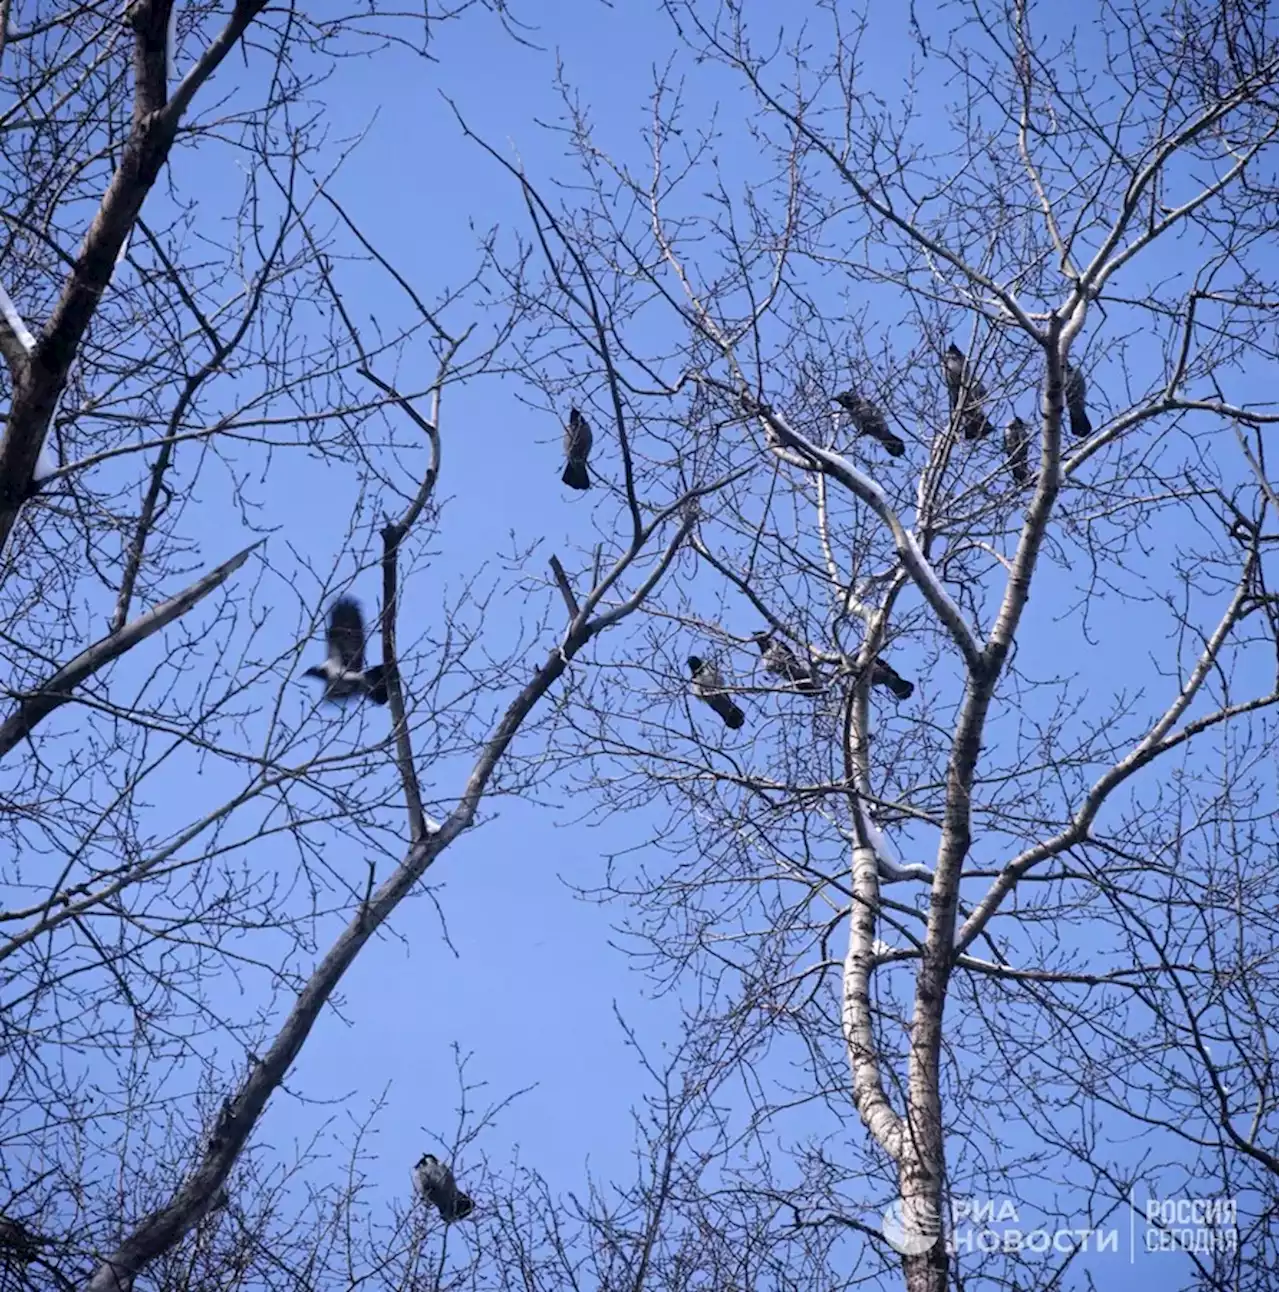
[943,343,995,440]
[414,1153,474,1222]
[304,597,388,705]
[562,407,593,490]
[751,631,821,694]
[1004,417,1031,487]
[834,387,905,457]
[687,656,745,730]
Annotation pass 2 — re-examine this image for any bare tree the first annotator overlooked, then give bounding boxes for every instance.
[2,1,1275,1289]
[472,2,1278,1289]
[0,4,736,1288]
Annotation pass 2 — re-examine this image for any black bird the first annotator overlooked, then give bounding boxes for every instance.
[0,1216,39,1265]
[942,343,995,440]
[562,406,593,490]
[1063,363,1092,438]
[834,388,905,458]
[868,657,914,700]
[1004,417,1031,487]
[304,597,388,705]
[751,631,821,694]
[687,656,745,730]
[414,1153,474,1223]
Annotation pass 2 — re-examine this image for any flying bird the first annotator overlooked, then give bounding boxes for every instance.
[942,343,995,440]
[1004,417,1031,487]
[751,631,821,694]
[1063,363,1092,438]
[833,388,905,458]
[304,597,388,705]
[868,657,914,700]
[562,406,593,490]
[687,655,745,730]
[413,1153,474,1223]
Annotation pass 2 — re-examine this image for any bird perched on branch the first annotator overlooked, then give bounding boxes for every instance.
[833,388,905,458]
[868,657,914,700]
[687,655,745,730]
[562,406,593,490]
[751,631,821,694]
[304,597,388,705]
[413,1153,474,1222]
[942,342,995,440]
[0,1215,40,1266]
[1063,363,1092,438]
[1004,416,1031,487]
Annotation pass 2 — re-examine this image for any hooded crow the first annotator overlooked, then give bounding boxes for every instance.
[1063,363,1092,438]
[834,388,905,458]
[413,1153,474,1222]
[1004,417,1031,487]
[942,343,995,440]
[687,656,745,730]
[868,657,914,700]
[0,1215,39,1265]
[562,407,593,490]
[304,597,388,705]
[751,631,821,694]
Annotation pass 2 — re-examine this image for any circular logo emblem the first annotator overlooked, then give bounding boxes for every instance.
[881,1197,942,1255]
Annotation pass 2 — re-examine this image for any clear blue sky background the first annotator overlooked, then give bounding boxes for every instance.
[201,0,725,1212]
[108,1,1275,1285]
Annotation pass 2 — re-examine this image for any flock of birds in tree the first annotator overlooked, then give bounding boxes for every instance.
[676,343,1090,729]
[305,343,1093,736]
[933,342,1092,483]
[292,342,1097,1217]
[563,382,938,731]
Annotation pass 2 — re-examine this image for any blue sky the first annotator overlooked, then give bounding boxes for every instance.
[175,1,1272,1279]
[8,0,1271,1285]
[177,0,721,1210]
[229,0,716,1144]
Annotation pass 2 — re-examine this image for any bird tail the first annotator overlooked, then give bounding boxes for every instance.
[1069,407,1093,438]
[886,674,914,701]
[963,414,994,441]
[710,694,745,730]
[562,459,590,490]
[364,664,389,705]
[871,661,914,700]
[453,1192,475,1220]
[1008,447,1030,486]
[874,429,906,458]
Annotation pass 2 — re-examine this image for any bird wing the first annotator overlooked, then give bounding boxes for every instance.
[943,349,963,396]
[565,409,593,459]
[415,1157,445,1199]
[327,598,366,672]
[771,643,803,682]
[859,399,889,437]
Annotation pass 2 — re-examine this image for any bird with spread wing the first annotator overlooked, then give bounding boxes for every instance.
[304,597,388,705]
